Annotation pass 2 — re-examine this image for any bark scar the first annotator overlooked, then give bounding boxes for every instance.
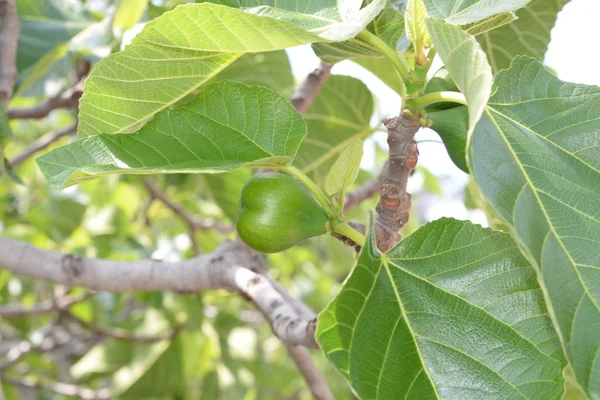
[375,113,421,252]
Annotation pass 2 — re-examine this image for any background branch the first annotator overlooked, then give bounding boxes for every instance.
[290,62,333,115]
[9,123,77,167]
[0,375,111,400]
[6,83,82,119]
[344,173,384,211]
[0,0,19,109]
[0,292,89,318]
[143,178,234,255]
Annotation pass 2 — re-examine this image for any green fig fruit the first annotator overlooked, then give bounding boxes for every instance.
[236,173,329,253]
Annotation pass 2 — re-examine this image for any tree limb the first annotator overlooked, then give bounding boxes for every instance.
[290,62,333,115]
[375,113,421,252]
[286,344,334,400]
[0,0,19,109]
[6,84,82,119]
[0,375,111,400]
[0,237,315,346]
[0,292,89,318]
[143,178,234,255]
[344,173,384,211]
[8,123,77,167]
[64,310,183,343]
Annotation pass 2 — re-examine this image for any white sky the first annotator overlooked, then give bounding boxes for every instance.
[286,0,600,226]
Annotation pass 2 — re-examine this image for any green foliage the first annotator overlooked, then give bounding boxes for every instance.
[318,217,565,399]
[3,1,600,399]
[78,1,386,136]
[324,140,364,197]
[478,0,570,73]
[16,0,92,71]
[470,57,600,399]
[294,76,374,184]
[38,82,307,187]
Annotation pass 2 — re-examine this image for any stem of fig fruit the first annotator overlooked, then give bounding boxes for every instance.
[332,222,365,247]
[281,165,333,214]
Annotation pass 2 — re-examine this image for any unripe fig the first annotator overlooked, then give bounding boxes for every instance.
[236,173,328,253]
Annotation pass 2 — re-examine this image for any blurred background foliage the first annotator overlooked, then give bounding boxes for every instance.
[1,0,462,398]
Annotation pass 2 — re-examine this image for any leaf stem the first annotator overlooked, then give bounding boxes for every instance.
[358,30,409,97]
[413,91,467,108]
[281,165,332,214]
[332,222,365,247]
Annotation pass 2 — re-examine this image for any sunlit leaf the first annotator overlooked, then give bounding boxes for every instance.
[114,0,148,32]
[38,82,306,188]
[79,2,386,136]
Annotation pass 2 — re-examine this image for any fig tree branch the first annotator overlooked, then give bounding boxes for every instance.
[375,113,421,252]
[0,292,89,317]
[0,237,316,346]
[6,82,82,119]
[290,61,333,115]
[0,0,19,109]
[0,375,111,400]
[9,123,77,167]
[143,178,234,255]
[344,173,383,211]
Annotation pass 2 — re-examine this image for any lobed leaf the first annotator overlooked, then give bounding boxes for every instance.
[38,82,306,188]
[318,217,565,399]
[470,56,600,398]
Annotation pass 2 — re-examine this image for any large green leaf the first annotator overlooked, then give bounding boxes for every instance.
[478,0,569,73]
[79,1,385,136]
[423,0,531,24]
[427,18,492,137]
[470,56,600,399]
[16,0,91,71]
[210,51,295,97]
[38,82,306,188]
[318,217,564,399]
[293,76,374,185]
